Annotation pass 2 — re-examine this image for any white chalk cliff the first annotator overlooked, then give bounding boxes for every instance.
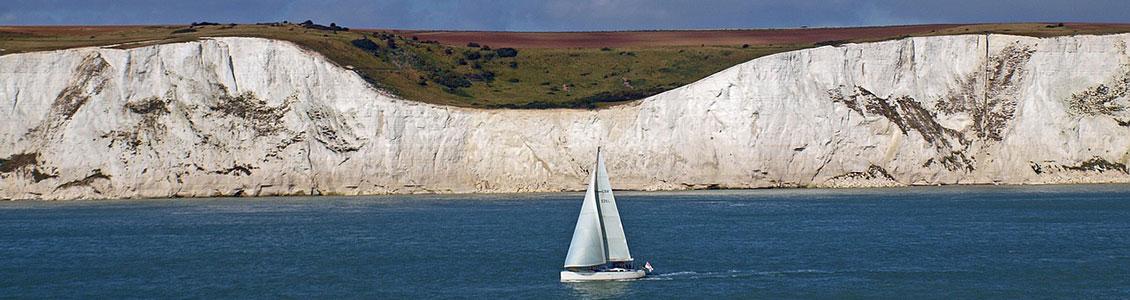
[3,34,1130,200]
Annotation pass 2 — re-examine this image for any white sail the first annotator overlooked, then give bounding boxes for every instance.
[563,170,607,268]
[595,150,633,262]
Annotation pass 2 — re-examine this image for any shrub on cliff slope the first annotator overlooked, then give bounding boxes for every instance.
[350,38,380,52]
[495,48,518,58]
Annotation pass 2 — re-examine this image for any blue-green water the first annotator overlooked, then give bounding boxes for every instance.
[2,185,1130,298]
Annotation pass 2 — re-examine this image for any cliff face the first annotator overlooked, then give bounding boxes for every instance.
[2,35,1130,200]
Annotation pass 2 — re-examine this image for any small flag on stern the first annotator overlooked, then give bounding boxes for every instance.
[644,261,654,273]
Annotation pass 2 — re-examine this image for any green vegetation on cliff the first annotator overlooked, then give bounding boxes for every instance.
[3,22,1129,108]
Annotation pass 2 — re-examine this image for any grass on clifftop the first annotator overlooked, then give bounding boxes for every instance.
[3,22,1129,109]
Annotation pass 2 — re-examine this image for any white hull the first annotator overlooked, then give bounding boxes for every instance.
[560,270,646,282]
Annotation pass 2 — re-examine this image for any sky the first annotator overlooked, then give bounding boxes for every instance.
[2,0,1129,31]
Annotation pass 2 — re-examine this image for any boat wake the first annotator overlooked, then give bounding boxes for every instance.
[642,269,833,280]
[642,267,973,281]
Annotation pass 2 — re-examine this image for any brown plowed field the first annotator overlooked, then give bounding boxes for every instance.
[386,24,961,48]
[382,23,1130,49]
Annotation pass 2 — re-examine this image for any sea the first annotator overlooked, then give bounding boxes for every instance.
[2,184,1130,299]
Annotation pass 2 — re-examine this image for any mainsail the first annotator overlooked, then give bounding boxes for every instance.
[563,148,633,268]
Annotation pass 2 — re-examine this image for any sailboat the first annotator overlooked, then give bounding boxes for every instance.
[561,148,649,282]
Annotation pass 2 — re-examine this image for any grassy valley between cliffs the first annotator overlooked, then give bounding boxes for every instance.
[3,22,1130,109]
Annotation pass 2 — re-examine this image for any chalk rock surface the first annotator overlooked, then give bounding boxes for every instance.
[3,35,1130,200]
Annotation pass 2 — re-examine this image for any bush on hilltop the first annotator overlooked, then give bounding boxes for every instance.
[495,48,519,58]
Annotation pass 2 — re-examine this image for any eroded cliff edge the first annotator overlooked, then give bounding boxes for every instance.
[3,35,1130,200]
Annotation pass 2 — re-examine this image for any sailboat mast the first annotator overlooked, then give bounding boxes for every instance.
[592,147,611,263]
